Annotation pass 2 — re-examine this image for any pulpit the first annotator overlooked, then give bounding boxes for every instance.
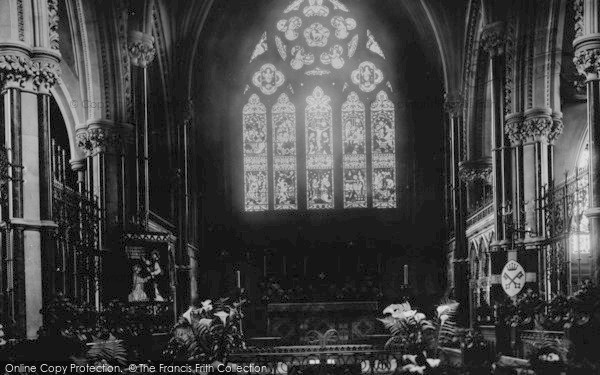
[267,301,383,344]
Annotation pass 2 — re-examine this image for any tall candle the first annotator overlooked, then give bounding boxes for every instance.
[236,270,241,289]
[403,264,409,285]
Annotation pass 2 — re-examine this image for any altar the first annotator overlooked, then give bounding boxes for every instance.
[266,301,383,345]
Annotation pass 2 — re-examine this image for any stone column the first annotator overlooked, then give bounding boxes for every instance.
[505,109,562,293]
[0,44,60,338]
[574,30,600,284]
[444,94,468,323]
[482,22,510,248]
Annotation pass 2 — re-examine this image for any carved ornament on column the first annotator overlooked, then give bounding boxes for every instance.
[76,121,134,155]
[459,158,493,185]
[444,95,463,118]
[128,31,156,68]
[480,22,505,56]
[573,36,600,80]
[505,108,561,144]
[574,0,584,39]
[0,44,61,92]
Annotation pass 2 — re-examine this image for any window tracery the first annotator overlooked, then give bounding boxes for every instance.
[242,0,397,211]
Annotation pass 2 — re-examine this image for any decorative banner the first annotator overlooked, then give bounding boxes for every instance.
[501,260,525,297]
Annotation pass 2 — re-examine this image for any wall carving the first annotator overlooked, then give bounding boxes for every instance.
[574,48,600,78]
[505,110,563,144]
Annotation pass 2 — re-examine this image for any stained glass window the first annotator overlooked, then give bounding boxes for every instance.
[273,93,298,210]
[243,94,269,211]
[371,91,396,208]
[242,0,397,211]
[342,92,367,208]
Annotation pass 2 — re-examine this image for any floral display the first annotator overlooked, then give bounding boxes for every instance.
[528,346,564,375]
[162,297,246,364]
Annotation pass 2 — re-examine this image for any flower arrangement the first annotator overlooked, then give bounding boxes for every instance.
[162,297,246,364]
[538,295,571,331]
[397,353,441,375]
[378,302,436,355]
[499,289,545,329]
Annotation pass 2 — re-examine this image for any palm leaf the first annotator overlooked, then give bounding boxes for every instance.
[86,337,127,365]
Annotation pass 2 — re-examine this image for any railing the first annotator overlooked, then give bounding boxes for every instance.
[466,201,494,228]
[51,141,101,303]
[229,345,405,375]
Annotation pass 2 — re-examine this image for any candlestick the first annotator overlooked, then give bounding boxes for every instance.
[403,264,408,285]
[236,270,241,289]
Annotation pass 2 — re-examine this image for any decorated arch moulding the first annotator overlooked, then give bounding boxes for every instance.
[76,120,134,155]
[0,42,61,93]
[128,30,156,68]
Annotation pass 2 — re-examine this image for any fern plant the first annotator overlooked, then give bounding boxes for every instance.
[162,297,246,364]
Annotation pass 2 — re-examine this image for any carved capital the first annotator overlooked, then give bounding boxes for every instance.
[573,34,600,80]
[459,158,492,185]
[549,111,564,144]
[128,31,155,68]
[505,113,525,145]
[76,121,133,155]
[444,94,463,117]
[507,108,555,144]
[481,22,505,56]
[0,47,61,91]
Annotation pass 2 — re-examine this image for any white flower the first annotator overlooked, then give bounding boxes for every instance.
[401,364,426,374]
[201,299,213,312]
[440,314,449,323]
[198,318,213,327]
[383,302,412,316]
[214,311,229,325]
[414,313,426,322]
[182,306,194,323]
[402,354,417,365]
[426,358,441,368]
[402,310,417,319]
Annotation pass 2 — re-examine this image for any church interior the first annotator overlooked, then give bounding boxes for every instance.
[1,0,600,373]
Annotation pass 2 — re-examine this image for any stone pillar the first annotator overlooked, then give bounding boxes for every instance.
[0,43,60,338]
[574,31,600,284]
[444,94,468,323]
[505,109,562,293]
[482,22,510,248]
